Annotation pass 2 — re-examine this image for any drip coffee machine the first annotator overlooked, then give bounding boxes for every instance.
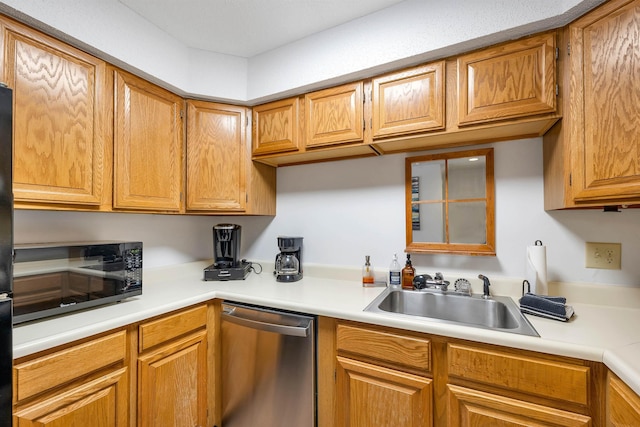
[204,224,251,281]
[274,236,303,282]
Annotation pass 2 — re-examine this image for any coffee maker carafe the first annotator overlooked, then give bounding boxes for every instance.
[275,236,303,282]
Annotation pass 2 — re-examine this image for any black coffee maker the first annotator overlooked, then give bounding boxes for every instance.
[274,236,303,282]
[204,224,251,281]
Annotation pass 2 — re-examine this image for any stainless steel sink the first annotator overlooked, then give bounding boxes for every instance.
[364,288,539,337]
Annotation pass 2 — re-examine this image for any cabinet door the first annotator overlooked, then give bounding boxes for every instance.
[113,69,184,211]
[372,62,445,138]
[608,373,640,426]
[0,17,108,206]
[186,100,247,211]
[305,82,364,148]
[138,331,208,427]
[14,368,128,427]
[448,385,591,426]
[252,97,300,155]
[569,0,640,203]
[458,31,556,125]
[335,356,432,427]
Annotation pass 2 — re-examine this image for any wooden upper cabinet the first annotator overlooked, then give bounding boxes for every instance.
[372,62,445,138]
[305,82,364,148]
[457,31,557,126]
[186,100,247,212]
[569,0,640,204]
[252,97,300,156]
[0,17,108,206]
[113,69,184,212]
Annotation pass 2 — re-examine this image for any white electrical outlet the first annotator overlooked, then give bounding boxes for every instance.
[585,242,621,270]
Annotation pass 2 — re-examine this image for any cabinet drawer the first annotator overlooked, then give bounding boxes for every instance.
[14,330,127,402]
[139,304,207,352]
[337,323,430,372]
[447,343,589,405]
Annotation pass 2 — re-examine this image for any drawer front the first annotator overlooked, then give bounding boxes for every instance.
[447,343,589,405]
[14,330,127,402]
[337,323,430,372]
[139,304,207,352]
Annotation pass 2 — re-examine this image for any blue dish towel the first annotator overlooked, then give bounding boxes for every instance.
[519,293,574,322]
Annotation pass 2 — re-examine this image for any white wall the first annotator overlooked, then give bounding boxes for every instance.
[15,137,640,287]
[0,0,605,103]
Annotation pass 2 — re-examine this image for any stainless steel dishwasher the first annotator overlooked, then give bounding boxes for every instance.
[221,301,316,427]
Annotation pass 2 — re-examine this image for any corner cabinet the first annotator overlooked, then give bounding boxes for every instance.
[608,371,640,426]
[186,101,247,212]
[544,0,640,209]
[0,16,110,208]
[113,68,184,212]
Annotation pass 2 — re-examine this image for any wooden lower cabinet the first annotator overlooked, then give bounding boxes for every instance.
[608,372,640,426]
[448,384,591,426]
[324,320,606,427]
[137,304,209,427]
[13,330,129,426]
[335,356,432,427]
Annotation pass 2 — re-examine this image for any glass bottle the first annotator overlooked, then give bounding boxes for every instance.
[401,254,415,289]
[362,255,374,286]
[389,253,401,287]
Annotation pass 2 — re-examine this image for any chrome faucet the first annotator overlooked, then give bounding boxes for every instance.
[413,272,450,292]
[478,274,491,299]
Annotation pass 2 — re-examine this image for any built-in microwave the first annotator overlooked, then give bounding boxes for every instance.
[12,241,142,324]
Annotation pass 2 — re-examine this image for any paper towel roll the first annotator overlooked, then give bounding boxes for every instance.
[525,240,548,295]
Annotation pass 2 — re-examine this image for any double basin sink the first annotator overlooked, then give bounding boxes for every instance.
[364,287,539,337]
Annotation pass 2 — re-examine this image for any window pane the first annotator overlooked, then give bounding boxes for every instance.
[448,156,486,200]
[412,203,445,243]
[411,160,445,200]
[449,201,486,244]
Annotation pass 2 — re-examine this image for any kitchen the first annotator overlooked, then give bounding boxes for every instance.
[2,0,640,426]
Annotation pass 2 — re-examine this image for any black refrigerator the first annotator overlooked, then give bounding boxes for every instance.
[0,84,13,427]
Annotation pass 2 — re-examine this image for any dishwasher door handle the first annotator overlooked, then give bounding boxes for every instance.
[222,306,310,337]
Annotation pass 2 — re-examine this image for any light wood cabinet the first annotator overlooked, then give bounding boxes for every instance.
[457,31,557,126]
[113,68,184,212]
[186,100,276,214]
[0,16,110,208]
[252,97,301,156]
[186,100,247,212]
[371,62,445,138]
[331,321,433,427]
[544,0,640,209]
[608,372,640,426]
[305,81,364,148]
[13,331,129,426]
[137,305,208,427]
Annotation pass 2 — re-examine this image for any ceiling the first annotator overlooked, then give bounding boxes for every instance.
[118,0,406,58]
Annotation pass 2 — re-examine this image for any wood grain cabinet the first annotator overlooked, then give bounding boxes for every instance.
[252,97,301,156]
[608,371,640,426]
[305,81,365,148]
[457,31,557,126]
[0,16,110,208]
[371,61,445,139]
[13,331,129,426]
[333,322,433,427]
[545,0,640,209]
[113,69,184,212]
[186,100,276,215]
[137,305,209,427]
[445,342,595,426]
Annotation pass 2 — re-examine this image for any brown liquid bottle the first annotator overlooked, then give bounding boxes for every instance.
[401,254,415,289]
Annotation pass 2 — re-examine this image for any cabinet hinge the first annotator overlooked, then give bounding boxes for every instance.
[363,118,366,131]
[567,42,571,56]
[180,109,184,119]
[245,116,249,127]
[556,84,559,97]
[569,173,572,186]
[555,47,559,60]
[246,194,248,203]
[334,369,337,383]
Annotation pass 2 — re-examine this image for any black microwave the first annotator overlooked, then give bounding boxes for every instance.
[12,241,142,324]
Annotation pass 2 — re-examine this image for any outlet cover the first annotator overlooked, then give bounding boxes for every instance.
[585,242,621,270]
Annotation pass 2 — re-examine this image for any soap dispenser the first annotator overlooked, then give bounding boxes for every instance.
[401,254,415,289]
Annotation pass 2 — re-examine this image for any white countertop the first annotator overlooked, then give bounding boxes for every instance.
[13,260,640,396]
